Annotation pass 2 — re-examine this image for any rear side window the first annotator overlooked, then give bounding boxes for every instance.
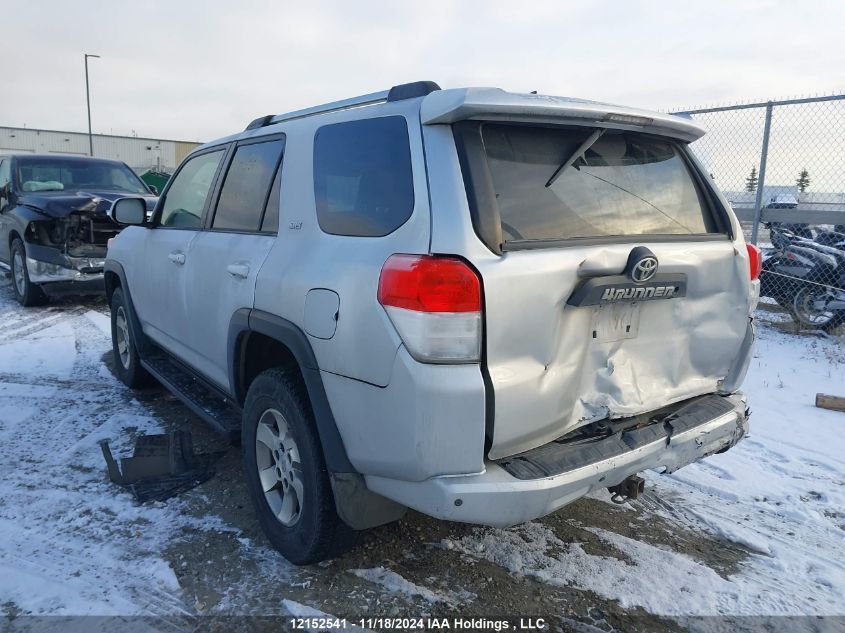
[313,116,414,237]
[479,124,716,243]
[213,138,283,232]
[261,167,281,233]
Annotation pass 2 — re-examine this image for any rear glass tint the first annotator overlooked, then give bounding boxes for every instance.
[313,116,414,237]
[261,167,281,233]
[481,124,716,242]
[213,139,283,232]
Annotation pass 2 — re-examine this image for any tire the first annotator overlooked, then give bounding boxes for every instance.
[10,238,46,307]
[110,287,152,388]
[791,286,839,331]
[242,367,357,565]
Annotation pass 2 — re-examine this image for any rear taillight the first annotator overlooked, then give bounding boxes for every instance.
[746,244,762,281]
[378,254,482,363]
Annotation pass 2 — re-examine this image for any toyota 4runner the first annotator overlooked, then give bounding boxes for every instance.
[105,81,759,564]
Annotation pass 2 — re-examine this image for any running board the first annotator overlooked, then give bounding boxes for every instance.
[141,354,241,442]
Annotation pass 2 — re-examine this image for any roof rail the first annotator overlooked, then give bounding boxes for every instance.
[245,114,274,131]
[268,90,390,126]
[245,81,440,130]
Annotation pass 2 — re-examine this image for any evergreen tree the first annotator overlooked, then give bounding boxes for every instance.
[796,169,811,193]
[745,167,758,192]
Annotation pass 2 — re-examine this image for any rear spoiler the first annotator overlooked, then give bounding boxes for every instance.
[420,88,705,143]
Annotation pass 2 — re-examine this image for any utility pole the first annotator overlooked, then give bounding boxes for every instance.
[84,53,100,156]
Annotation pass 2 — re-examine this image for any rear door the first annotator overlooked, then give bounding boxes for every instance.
[448,122,752,460]
[182,135,284,391]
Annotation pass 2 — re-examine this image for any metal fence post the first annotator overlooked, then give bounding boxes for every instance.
[750,102,774,244]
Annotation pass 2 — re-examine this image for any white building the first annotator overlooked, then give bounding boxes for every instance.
[0,126,200,174]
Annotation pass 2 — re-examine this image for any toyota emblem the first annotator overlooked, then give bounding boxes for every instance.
[630,256,658,283]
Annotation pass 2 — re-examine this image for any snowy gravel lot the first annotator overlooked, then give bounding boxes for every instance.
[0,272,843,632]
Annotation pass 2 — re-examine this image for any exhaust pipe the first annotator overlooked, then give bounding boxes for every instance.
[608,474,645,504]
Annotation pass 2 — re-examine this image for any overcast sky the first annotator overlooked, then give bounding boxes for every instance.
[4,0,843,142]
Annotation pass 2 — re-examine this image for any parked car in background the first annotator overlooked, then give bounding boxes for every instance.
[105,82,757,564]
[0,154,158,305]
[767,193,799,209]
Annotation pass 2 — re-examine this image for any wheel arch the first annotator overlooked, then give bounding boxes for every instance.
[8,228,23,250]
[103,260,150,353]
[229,309,355,474]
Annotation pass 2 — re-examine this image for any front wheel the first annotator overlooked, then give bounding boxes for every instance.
[792,286,844,332]
[110,287,152,387]
[10,238,46,307]
[242,367,357,565]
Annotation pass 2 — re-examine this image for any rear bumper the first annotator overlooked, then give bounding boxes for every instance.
[364,392,748,528]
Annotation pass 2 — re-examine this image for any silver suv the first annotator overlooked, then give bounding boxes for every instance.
[105,81,758,564]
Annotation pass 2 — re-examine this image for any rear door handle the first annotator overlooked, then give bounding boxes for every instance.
[227,263,250,279]
[168,251,186,265]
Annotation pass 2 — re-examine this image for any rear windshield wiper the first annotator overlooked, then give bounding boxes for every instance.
[545,128,605,188]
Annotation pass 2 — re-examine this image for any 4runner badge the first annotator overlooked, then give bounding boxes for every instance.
[566,246,687,307]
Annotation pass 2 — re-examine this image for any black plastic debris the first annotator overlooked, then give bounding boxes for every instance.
[99,430,225,503]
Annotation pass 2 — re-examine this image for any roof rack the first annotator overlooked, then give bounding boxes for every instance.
[244,81,440,131]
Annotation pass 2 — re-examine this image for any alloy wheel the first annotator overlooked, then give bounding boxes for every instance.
[115,306,131,369]
[254,408,304,526]
[12,249,26,297]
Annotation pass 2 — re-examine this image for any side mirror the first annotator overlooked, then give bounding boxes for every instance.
[147,184,158,195]
[110,197,147,225]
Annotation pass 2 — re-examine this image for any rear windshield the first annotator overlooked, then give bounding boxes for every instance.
[480,124,716,243]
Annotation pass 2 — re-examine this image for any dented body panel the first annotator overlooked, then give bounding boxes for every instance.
[366,392,748,527]
[420,100,755,462]
[477,240,752,459]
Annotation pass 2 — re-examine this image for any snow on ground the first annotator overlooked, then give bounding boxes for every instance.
[283,599,372,632]
[0,296,199,616]
[453,325,845,616]
[349,567,475,605]
[0,272,843,621]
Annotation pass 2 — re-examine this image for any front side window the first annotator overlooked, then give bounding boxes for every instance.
[479,124,716,243]
[14,157,149,194]
[212,139,283,232]
[159,150,224,228]
[313,116,414,237]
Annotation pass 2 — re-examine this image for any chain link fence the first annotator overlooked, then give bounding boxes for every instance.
[674,95,845,334]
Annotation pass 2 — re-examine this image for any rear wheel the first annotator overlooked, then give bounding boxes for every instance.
[242,367,356,564]
[110,287,152,387]
[791,286,843,332]
[10,238,46,307]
